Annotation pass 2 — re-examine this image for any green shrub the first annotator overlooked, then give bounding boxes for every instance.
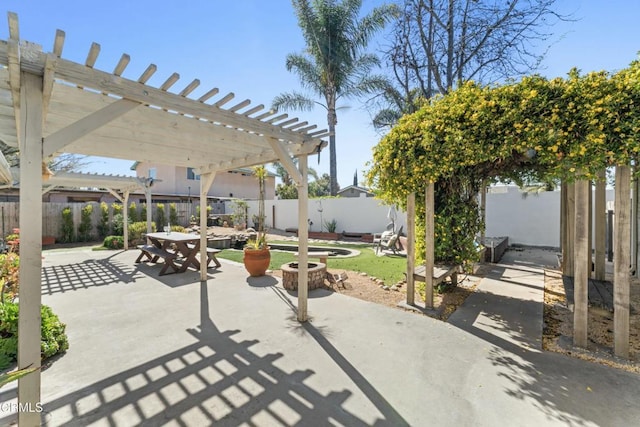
[97,202,110,238]
[111,213,126,236]
[170,225,186,233]
[128,221,156,245]
[111,202,123,216]
[0,302,69,370]
[77,204,94,242]
[169,203,179,226]
[128,202,139,222]
[4,233,18,242]
[156,203,166,229]
[140,203,147,221]
[60,207,75,243]
[103,235,124,249]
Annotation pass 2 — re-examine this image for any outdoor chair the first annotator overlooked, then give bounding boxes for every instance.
[374,225,404,254]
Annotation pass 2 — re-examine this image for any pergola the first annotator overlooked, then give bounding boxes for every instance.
[0,13,326,424]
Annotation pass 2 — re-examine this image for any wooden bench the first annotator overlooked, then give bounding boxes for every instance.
[411,264,461,307]
[136,245,179,276]
[294,251,331,265]
[186,243,222,268]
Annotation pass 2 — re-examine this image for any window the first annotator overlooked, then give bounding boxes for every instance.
[187,167,200,181]
[148,168,156,179]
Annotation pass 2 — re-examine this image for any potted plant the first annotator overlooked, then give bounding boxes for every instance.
[243,166,270,276]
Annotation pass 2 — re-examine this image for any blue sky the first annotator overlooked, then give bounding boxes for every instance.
[2,1,640,187]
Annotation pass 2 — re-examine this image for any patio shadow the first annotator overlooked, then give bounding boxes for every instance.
[1,281,403,426]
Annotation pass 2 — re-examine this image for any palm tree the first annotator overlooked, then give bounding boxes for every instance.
[273,0,397,195]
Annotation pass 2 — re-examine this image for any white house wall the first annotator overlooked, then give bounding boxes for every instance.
[133,162,275,199]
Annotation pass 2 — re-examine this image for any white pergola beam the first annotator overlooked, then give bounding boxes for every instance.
[268,138,303,184]
[43,98,140,157]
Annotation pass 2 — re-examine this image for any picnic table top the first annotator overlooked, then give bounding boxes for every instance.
[146,232,201,242]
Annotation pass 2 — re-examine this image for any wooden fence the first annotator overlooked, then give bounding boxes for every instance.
[0,202,223,241]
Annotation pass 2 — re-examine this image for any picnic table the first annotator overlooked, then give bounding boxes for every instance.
[136,232,220,275]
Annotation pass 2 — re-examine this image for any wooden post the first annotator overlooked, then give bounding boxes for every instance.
[614,165,631,358]
[632,174,638,277]
[123,191,130,250]
[573,179,589,348]
[200,172,216,281]
[561,182,567,272]
[425,182,435,308]
[594,171,606,280]
[297,155,309,322]
[566,183,576,277]
[588,181,593,277]
[18,72,44,427]
[480,182,486,245]
[406,192,416,305]
[145,187,152,236]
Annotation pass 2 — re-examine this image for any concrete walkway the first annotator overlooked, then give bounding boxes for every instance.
[1,247,638,426]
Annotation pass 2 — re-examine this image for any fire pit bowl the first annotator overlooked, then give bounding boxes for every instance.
[281,262,327,291]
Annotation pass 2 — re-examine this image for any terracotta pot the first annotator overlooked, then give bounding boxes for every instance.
[243,247,271,277]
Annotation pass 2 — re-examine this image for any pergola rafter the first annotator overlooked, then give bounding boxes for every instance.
[0,13,326,425]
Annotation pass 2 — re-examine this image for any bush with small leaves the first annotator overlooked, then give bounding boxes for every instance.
[60,207,75,243]
[103,235,124,249]
[0,302,69,369]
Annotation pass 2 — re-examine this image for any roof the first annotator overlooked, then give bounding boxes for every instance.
[0,12,327,177]
[337,185,374,195]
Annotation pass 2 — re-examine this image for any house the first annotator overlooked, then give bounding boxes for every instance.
[130,162,276,202]
[337,185,374,198]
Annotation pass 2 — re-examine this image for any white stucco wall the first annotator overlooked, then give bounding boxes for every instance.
[484,186,615,247]
[230,186,619,247]
[242,195,407,233]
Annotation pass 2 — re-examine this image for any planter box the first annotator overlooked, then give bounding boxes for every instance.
[42,236,56,246]
[308,231,340,240]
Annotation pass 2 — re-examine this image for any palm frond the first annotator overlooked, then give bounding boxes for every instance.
[271,92,320,112]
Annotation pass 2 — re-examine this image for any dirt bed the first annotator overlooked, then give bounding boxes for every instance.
[543,270,640,373]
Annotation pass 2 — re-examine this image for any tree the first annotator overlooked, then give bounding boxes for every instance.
[273,0,397,195]
[273,162,334,199]
[372,0,567,129]
[1,141,90,173]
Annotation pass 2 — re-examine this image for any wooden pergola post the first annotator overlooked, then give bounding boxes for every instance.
[573,179,590,348]
[123,191,130,250]
[565,183,576,277]
[145,186,153,236]
[614,165,631,358]
[17,72,44,427]
[594,170,607,280]
[297,155,309,321]
[425,182,435,308]
[406,192,416,305]
[561,181,567,270]
[200,172,216,281]
[632,173,639,277]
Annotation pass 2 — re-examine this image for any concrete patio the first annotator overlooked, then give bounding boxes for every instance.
[1,246,639,426]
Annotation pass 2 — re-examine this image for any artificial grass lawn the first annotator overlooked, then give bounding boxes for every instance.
[216,241,407,283]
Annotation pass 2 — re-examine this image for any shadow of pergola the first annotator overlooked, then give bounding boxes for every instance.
[41,253,142,295]
[4,279,407,426]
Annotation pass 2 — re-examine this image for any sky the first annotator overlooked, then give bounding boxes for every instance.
[2,1,640,188]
